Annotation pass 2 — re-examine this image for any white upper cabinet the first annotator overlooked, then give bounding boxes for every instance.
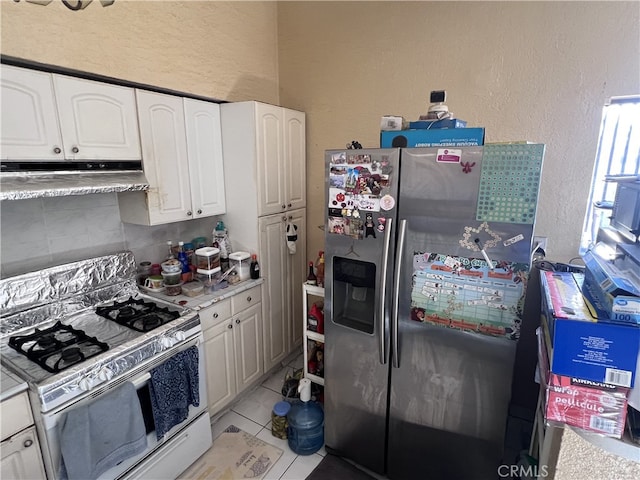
[1,65,64,160]
[52,74,141,161]
[184,98,226,217]
[0,65,141,162]
[254,102,307,216]
[118,90,226,225]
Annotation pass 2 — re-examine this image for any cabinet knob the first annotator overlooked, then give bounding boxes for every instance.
[288,203,292,208]
[53,146,62,154]
[187,211,192,216]
[213,313,219,318]
[235,318,240,324]
[288,215,292,220]
[23,439,33,448]
[72,146,79,154]
[282,216,287,222]
[247,296,252,302]
[281,204,286,209]
[197,209,202,214]
[228,324,233,329]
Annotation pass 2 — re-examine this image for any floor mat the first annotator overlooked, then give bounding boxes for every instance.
[179,425,283,480]
[306,453,377,480]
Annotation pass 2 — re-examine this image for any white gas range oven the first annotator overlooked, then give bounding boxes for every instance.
[0,252,212,480]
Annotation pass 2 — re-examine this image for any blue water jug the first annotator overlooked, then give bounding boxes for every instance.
[287,378,324,455]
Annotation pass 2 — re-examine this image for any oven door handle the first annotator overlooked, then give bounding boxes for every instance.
[130,372,151,388]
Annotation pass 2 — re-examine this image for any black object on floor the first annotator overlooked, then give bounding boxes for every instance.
[307,453,377,480]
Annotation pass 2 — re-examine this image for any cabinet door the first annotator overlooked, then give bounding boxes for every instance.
[53,75,141,160]
[0,427,46,480]
[287,208,307,351]
[184,99,226,218]
[284,109,306,211]
[260,214,289,371]
[203,320,236,416]
[255,102,286,217]
[0,65,64,161]
[135,90,192,224]
[233,303,264,394]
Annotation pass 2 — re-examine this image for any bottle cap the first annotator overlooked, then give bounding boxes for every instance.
[273,401,291,416]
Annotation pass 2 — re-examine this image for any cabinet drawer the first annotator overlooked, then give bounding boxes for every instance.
[1,392,33,441]
[231,285,262,314]
[200,299,231,331]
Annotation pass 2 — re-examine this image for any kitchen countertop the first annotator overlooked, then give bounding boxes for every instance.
[145,277,264,311]
[1,365,28,402]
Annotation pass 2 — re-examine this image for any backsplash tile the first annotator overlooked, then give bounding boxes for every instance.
[1,193,219,278]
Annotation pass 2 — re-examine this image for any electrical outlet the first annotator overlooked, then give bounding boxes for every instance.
[533,236,548,254]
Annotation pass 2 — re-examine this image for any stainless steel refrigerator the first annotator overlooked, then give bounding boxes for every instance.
[323,145,544,479]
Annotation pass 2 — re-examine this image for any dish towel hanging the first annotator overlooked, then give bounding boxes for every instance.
[58,382,147,480]
[149,345,200,440]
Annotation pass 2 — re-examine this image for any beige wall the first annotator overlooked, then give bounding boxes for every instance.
[2,1,639,264]
[278,1,640,263]
[1,0,279,103]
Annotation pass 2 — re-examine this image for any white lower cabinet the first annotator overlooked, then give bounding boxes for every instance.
[202,285,263,417]
[0,426,46,480]
[0,391,46,480]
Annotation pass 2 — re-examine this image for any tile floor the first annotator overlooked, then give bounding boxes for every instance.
[208,351,327,480]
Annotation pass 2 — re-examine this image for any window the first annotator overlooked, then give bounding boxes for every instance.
[579,95,640,255]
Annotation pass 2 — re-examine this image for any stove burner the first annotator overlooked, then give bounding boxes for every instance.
[8,322,109,373]
[37,335,57,349]
[61,347,82,363]
[96,297,180,332]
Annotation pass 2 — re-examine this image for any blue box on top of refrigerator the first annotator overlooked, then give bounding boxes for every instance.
[323,144,545,479]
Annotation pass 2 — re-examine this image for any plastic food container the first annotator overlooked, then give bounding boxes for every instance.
[197,267,221,294]
[195,247,220,271]
[229,251,251,281]
[181,281,204,297]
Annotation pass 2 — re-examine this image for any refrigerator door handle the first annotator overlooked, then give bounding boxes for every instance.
[379,217,393,365]
[392,219,407,368]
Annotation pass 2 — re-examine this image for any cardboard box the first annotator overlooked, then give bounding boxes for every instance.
[408,118,468,129]
[537,327,629,438]
[582,250,640,325]
[380,128,485,148]
[540,271,640,388]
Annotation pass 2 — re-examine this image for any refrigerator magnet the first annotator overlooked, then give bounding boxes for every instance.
[377,217,387,232]
[380,194,395,211]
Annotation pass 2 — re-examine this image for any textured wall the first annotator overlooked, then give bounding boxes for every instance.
[1,1,639,267]
[0,0,279,103]
[278,1,640,263]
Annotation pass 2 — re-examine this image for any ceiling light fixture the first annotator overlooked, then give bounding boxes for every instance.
[14,0,115,9]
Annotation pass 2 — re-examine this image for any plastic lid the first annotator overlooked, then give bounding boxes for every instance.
[273,401,291,416]
[229,251,251,261]
[195,247,220,256]
[196,267,221,275]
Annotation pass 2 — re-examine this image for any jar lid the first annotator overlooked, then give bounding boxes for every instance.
[273,401,291,416]
[195,247,220,257]
[229,251,251,261]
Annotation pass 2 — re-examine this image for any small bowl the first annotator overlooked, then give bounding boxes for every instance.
[161,259,182,273]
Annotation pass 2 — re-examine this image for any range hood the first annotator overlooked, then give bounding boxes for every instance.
[0,161,149,200]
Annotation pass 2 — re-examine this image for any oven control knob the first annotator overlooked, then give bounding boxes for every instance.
[79,377,93,391]
[174,331,186,342]
[161,336,175,348]
[98,367,114,382]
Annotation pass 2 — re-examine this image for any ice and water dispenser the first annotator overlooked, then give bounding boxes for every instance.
[331,257,377,334]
